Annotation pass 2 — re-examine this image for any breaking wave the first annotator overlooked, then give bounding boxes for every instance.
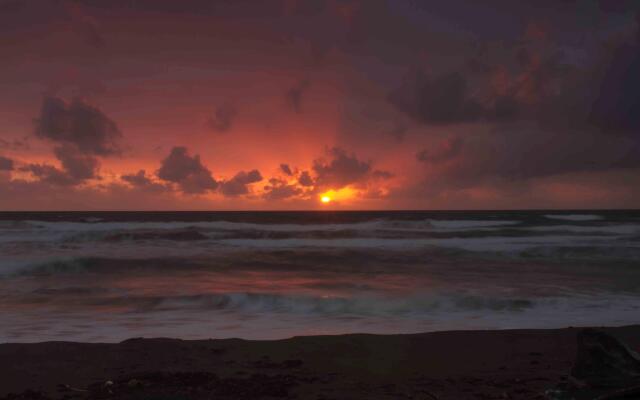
[544,214,603,221]
[106,292,537,315]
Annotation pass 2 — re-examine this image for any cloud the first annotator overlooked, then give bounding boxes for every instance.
[298,170,314,186]
[285,79,310,113]
[388,68,529,125]
[416,136,464,164]
[53,145,99,181]
[121,170,152,187]
[588,24,640,134]
[262,177,302,200]
[207,103,237,133]
[312,147,372,189]
[0,137,30,151]
[420,128,640,191]
[21,144,100,186]
[280,163,293,176]
[157,147,218,194]
[389,17,640,204]
[35,96,122,156]
[121,169,169,192]
[21,164,81,186]
[0,178,205,211]
[220,169,263,197]
[0,155,14,171]
[388,70,484,125]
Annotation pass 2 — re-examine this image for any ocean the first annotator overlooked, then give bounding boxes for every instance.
[1,210,639,342]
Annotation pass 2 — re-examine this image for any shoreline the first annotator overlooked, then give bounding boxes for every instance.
[2,325,639,399]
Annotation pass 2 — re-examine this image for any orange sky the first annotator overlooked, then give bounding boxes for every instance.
[1,0,639,210]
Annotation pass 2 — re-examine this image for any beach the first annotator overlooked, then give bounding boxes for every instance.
[2,325,639,399]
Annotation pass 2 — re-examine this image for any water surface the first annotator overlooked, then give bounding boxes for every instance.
[1,210,639,342]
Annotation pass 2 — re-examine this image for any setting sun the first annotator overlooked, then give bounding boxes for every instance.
[321,196,331,204]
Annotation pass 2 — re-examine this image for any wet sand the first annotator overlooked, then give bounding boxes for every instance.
[1,326,639,399]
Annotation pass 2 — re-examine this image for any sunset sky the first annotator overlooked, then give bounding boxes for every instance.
[1,0,639,210]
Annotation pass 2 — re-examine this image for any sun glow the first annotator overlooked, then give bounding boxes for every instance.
[319,187,358,205]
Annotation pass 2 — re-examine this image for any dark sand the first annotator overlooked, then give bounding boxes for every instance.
[1,326,639,400]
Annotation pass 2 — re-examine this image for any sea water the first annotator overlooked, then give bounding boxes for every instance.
[1,210,639,342]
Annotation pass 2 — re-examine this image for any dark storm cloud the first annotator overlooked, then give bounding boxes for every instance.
[157,147,218,194]
[262,177,302,201]
[389,71,484,125]
[22,95,117,188]
[386,10,586,129]
[312,147,371,189]
[53,145,99,181]
[298,170,314,187]
[21,164,81,186]
[285,79,310,113]
[0,155,14,171]
[207,103,237,133]
[388,64,549,126]
[280,163,293,176]
[121,170,169,192]
[121,170,153,187]
[589,25,640,134]
[35,96,122,156]
[386,7,640,198]
[21,144,100,186]
[422,129,640,190]
[416,137,464,164]
[220,169,263,197]
[0,137,30,151]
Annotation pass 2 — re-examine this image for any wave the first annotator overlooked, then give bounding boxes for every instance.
[6,289,640,342]
[527,224,640,235]
[145,292,539,314]
[0,257,100,277]
[22,288,640,318]
[19,290,538,315]
[0,256,207,277]
[6,237,640,280]
[215,235,640,254]
[519,245,640,260]
[0,219,529,247]
[6,218,638,252]
[20,218,519,233]
[544,214,603,221]
[427,220,519,229]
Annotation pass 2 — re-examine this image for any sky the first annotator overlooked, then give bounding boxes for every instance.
[1,0,639,210]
